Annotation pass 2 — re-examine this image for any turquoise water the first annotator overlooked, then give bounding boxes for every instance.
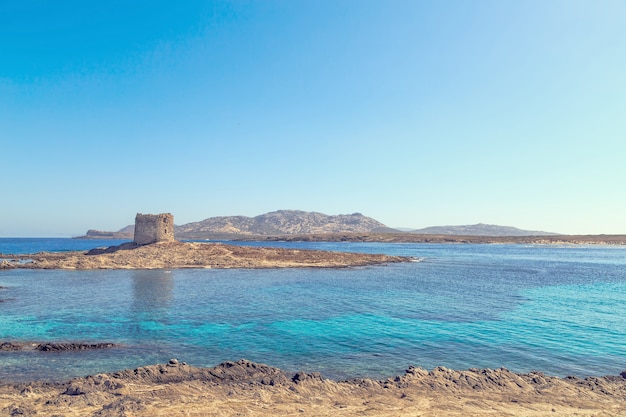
[0,237,131,254]
[1,239,625,382]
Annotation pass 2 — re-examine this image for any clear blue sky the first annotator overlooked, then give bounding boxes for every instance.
[1,0,625,236]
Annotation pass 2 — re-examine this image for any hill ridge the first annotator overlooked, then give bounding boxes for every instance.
[410,223,558,236]
[175,210,386,238]
[79,211,558,239]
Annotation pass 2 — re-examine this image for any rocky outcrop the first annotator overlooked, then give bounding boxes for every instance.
[3,241,411,270]
[0,342,23,351]
[0,342,118,351]
[2,359,625,417]
[36,342,118,352]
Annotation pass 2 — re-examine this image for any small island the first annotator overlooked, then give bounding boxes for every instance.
[0,213,410,270]
[0,240,409,270]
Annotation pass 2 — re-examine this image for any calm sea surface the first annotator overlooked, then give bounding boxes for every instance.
[1,238,625,382]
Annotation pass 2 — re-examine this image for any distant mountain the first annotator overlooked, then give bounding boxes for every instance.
[80,213,556,240]
[409,223,557,237]
[175,210,387,238]
[117,224,135,235]
[393,227,416,232]
[82,229,133,239]
[81,210,388,239]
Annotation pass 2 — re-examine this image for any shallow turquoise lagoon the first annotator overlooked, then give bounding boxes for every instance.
[1,240,625,382]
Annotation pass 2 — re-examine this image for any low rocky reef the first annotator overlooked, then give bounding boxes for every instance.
[250,232,626,245]
[0,241,411,270]
[2,359,626,416]
[0,342,119,352]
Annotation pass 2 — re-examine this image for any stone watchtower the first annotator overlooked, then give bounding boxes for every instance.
[133,213,175,245]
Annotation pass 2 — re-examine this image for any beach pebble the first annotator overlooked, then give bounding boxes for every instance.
[169,358,179,365]
[620,370,626,379]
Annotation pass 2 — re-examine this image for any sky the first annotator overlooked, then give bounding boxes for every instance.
[1,0,625,236]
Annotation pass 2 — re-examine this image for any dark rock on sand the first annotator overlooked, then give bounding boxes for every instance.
[8,404,37,416]
[62,385,88,396]
[92,398,147,416]
[105,359,292,386]
[292,371,323,384]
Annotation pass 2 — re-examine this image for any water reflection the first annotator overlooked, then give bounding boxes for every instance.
[131,270,174,312]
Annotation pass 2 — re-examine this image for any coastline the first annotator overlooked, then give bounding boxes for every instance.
[0,241,411,270]
[246,233,626,245]
[2,359,625,416]
[68,232,626,245]
[2,241,625,415]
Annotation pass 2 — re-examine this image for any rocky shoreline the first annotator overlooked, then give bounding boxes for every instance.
[1,359,625,416]
[249,232,626,245]
[0,341,119,352]
[0,241,411,270]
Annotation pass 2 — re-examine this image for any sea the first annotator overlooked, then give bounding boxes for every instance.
[1,238,625,383]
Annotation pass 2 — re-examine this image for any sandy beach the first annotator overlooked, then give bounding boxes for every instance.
[1,359,625,416]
